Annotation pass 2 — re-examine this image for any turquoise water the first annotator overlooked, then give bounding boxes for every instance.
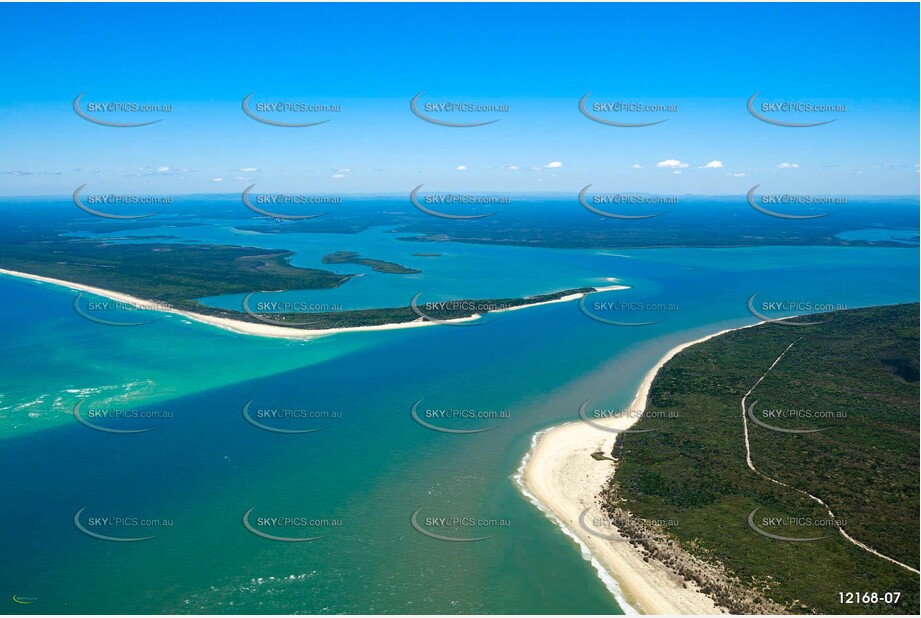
[1,240,917,614]
[66,223,630,310]
[0,275,377,439]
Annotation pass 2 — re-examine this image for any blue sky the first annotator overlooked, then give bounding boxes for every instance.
[0,2,918,196]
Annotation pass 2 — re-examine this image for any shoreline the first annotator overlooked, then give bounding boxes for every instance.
[516,323,764,615]
[0,268,626,340]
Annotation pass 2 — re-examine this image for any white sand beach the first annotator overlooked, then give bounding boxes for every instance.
[491,284,628,314]
[517,325,764,615]
[0,268,625,340]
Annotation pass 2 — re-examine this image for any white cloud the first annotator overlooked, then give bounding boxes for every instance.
[544,161,563,169]
[725,172,747,177]
[700,160,724,169]
[656,159,688,169]
[672,170,682,175]
[239,167,258,172]
[776,162,800,169]
[505,165,520,171]
[631,164,643,169]
[331,173,345,179]
[211,177,223,182]
[134,166,195,177]
[456,165,468,171]
[338,168,352,173]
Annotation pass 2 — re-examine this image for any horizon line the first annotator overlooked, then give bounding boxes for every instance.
[1,192,919,200]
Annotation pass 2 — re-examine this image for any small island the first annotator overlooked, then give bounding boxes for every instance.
[322,251,421,274]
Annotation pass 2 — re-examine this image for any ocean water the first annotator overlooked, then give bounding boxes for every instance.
[0,235,917,613]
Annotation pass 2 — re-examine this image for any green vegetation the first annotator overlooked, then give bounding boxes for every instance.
[322,250,421,274]
[231,287,596,330]
[0,240,351,305]
[0,238,595,330]
[605,304,919,614]
[404,197,920,250]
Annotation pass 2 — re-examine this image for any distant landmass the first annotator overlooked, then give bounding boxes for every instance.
[2,195,916,252]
